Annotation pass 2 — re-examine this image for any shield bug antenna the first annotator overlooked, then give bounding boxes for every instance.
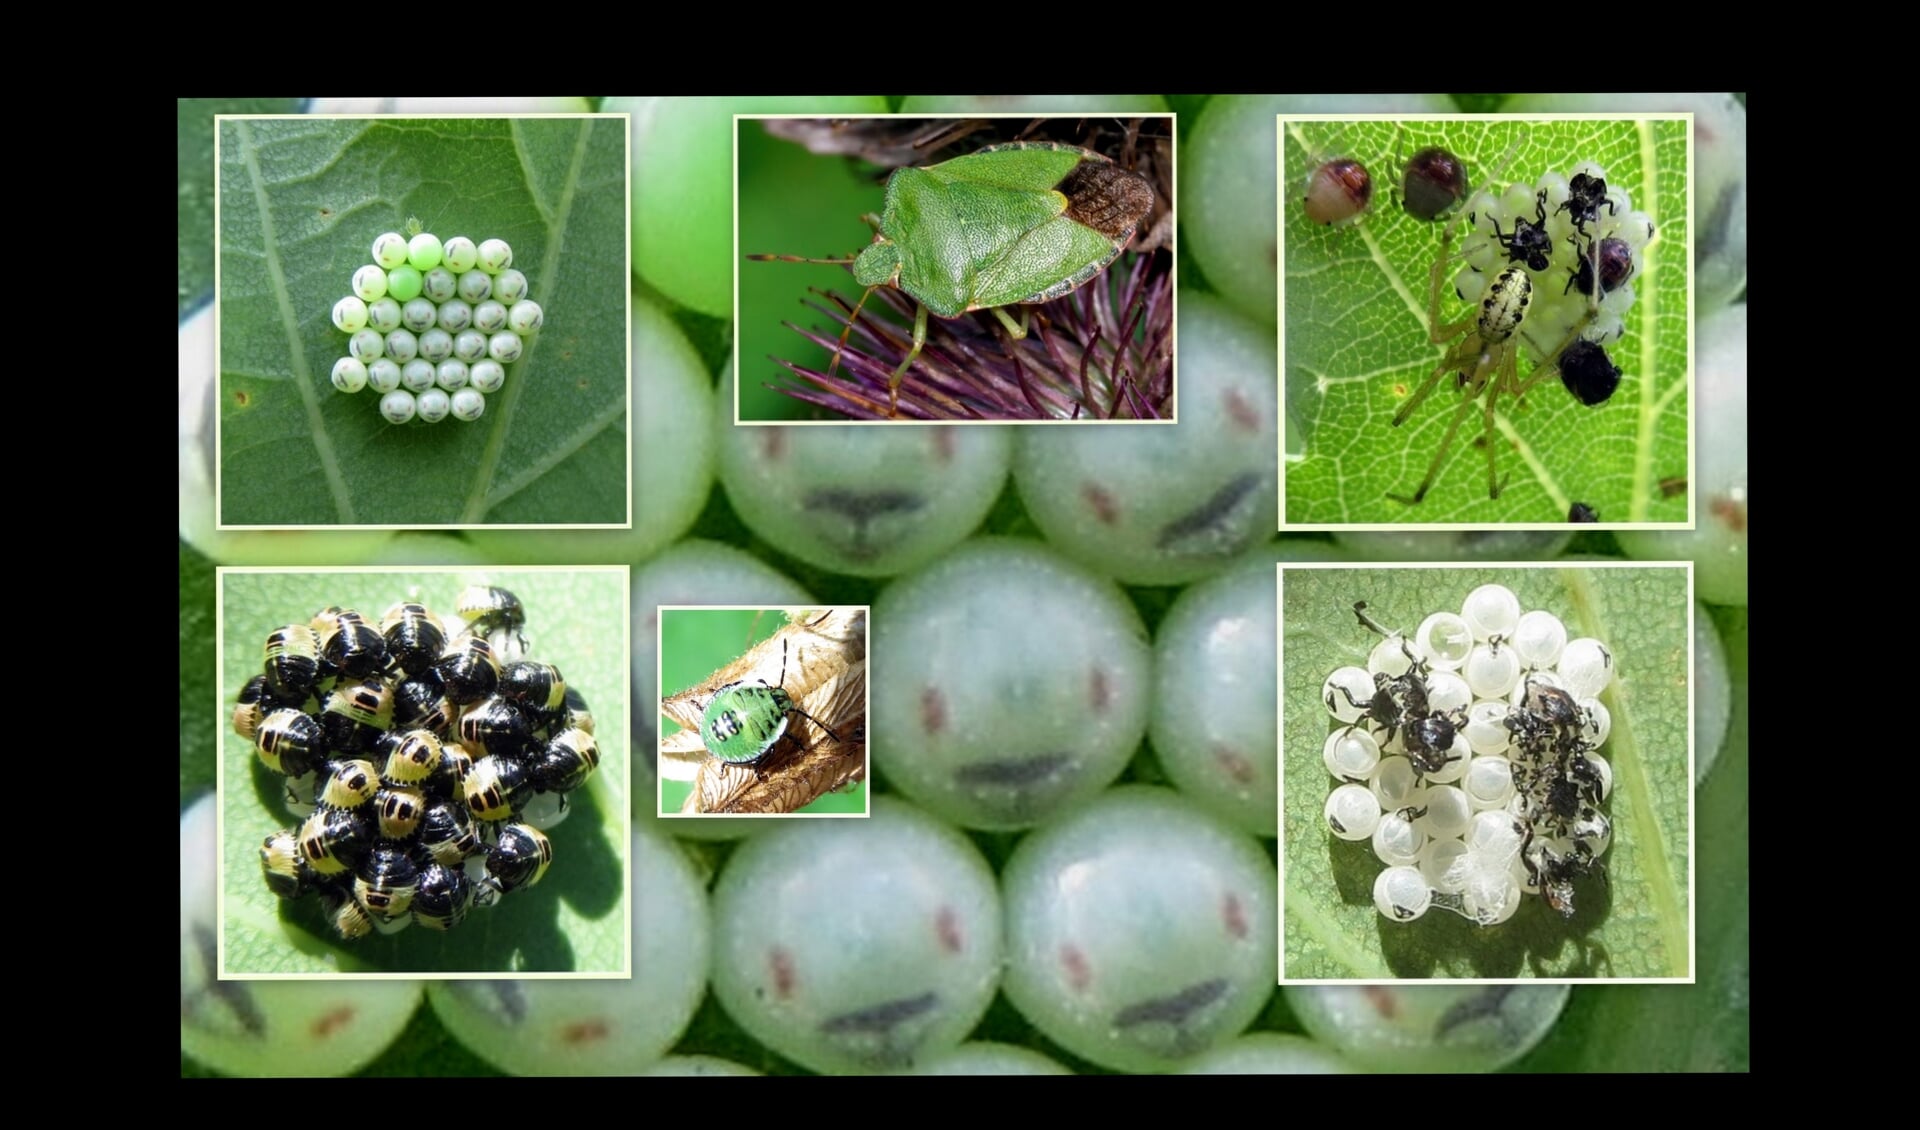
[745,240,880,394]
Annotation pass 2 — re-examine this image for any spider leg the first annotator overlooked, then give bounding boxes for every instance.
[1389,369,1482,505]
[1425,225,1480,346]
[1482,346,1517,500]
[1387,122,1407,211]
[1436,130,1527,247]
[1392,357,1454,427]
[1506,360,1559,405]
[1535,305,1602,368]
[1428,276,1476,348]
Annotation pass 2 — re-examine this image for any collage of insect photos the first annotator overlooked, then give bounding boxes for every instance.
[182,95,1746,1077]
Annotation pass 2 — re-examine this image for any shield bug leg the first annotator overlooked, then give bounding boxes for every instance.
[835,283,886,388]
[988,305,1030,341]
[883,303,931,418]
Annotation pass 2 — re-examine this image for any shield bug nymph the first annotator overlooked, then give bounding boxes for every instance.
[1302,156,1373,226]
[699,636,845,772]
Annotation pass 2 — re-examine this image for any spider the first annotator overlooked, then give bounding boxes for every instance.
[1387,223,1566,505]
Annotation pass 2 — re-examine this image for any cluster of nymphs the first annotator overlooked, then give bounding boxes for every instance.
[1318,585,1614,926]
[233,586,597,941]
[327,224,544,425]
[1455,163,1655,400]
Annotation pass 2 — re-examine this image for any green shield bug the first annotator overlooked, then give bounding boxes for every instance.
[699,636,843,769]
[752,135,1156,418]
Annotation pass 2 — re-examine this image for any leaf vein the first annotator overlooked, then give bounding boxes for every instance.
[1562,567,1689,975]
[483,396,625,511]
[235,119,356,524]
[1630,120,1662,522]
[461,119,594,522]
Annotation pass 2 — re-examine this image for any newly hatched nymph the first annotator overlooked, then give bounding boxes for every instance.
[1302,157,1373,226]
[456,585,528,658]
[1397,146,1470,222]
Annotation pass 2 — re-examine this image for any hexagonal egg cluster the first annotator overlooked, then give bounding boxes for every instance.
[1319,584,1614,927]
[234,586,597,940]
[1453,162,1655,362]
[328,228,545,425]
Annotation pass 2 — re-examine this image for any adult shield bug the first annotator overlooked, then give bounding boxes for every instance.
[751,132,1156,417]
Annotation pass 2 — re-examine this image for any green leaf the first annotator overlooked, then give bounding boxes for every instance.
[735,121,897,422]
[180,98,301,319]
[1281,566,1691,979]
[1517,606,1747,1070]
[219,569,629,975]
[217,117,628,526]
[1282,119,1688,525]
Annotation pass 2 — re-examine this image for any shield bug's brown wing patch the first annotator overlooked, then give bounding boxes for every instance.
[1059,159,1155,243]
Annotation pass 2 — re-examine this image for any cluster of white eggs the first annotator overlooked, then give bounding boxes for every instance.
[1454,162,1655,358]
[327,229,545,425]
[1319,584,1615,927]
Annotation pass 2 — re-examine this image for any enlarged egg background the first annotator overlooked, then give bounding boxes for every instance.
[181,96,1747,1074]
